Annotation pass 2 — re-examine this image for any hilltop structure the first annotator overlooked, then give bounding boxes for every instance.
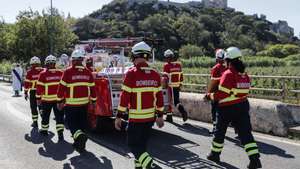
[128,0,228,9]
[270,20,294,37]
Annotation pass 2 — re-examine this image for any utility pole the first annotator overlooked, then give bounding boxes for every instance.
[49,0,53,54]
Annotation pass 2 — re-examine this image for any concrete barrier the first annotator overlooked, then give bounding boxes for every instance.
[173,92,300,137]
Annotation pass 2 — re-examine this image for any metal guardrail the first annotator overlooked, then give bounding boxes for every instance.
[182,74,300,103]
[0,74,12,83]
[1,73,299,103]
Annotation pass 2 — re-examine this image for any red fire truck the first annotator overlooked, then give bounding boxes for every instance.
[86,53,173,132]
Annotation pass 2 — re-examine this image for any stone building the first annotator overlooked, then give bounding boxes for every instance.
[202,0,228,9]
[271,20,294,37]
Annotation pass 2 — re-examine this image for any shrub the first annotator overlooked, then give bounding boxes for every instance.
[0,61,12,74]
[257,44,300,58]
[179,44,204,59]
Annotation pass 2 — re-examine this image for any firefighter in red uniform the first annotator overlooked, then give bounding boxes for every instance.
[57,49,97,152]
[206,47,262,169]
[207,49,226,134]
[36,55,64,140]
[24,56,44,128]
[115,41,164,169]
[163,49,188,122]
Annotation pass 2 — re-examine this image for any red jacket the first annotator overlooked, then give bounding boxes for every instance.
[57,65,97,106]
[163,62,183,88]
[211,63,226,81]
[118,62,164,123]
[36,69,63,103]
[211,67,250,107]
[24,66,44,93]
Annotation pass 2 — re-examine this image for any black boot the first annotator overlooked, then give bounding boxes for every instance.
[166,115,173,123]
[58,131,64,141]
[206,152,220,163]
[178,104,188,122]
[73,134,88,153]
[248,157,262,169]
[31,121,38,128]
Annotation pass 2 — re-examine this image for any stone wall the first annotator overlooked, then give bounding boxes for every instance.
[173,92,300,137]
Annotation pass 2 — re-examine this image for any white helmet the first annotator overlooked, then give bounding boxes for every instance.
[71,49,85,60]
[30,56,41,65]
[45,55,57,64]
[215,49,225,60]
[225,47,242,60]
[164,49,174,58]
[131,41,152,55]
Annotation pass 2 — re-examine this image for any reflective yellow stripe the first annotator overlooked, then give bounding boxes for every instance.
[90,97,97,101]
[244,143,258,150]
[135,161,142,167]
[132,87,161,93]
[45,82,60,86]
[156,106,164,112]
[129,113,155,119]
[142,156,153,168]
[56,124,64,127]
[211,147,223,152]
[66,82,94,87]
[73,130,83,140]
[213,141,224,148]
[36,95,41,98]
[232,88,249,94]
[60,80,68,86]
[137,92,142,112]
[247,149,259,156]
[56,124,64,131]
[37,81,45,86]
[41,124,49,130]
[66,97,89,105]
[219,85,232,94]
[121,85,132,92]
[219,85,249,95]
[219,96,246,103]
[138,152,149,163]
[129,108,155,114]
[118,105,127,112]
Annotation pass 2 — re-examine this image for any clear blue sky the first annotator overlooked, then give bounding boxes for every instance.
[0,0,299,36]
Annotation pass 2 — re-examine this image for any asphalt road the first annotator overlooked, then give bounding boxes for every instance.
[0,82,300,169]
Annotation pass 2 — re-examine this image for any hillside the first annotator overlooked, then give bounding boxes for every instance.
[74,0,299,57]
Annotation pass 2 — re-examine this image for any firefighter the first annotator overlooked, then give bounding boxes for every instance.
[58,50,97,153]
[207,49,226,134]
[85,56,94,72]
[36,55,64,140]
[163,49,188,123]
[115,41,164,169]
[57,49,97,152]
[24,56,44,128]
[205,47,262,169]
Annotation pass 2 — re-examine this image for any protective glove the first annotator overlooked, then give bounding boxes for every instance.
[156,117,164,128]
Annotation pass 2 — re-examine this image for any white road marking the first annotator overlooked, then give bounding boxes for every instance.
[173,117,300,147]
[6,101,31,122]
